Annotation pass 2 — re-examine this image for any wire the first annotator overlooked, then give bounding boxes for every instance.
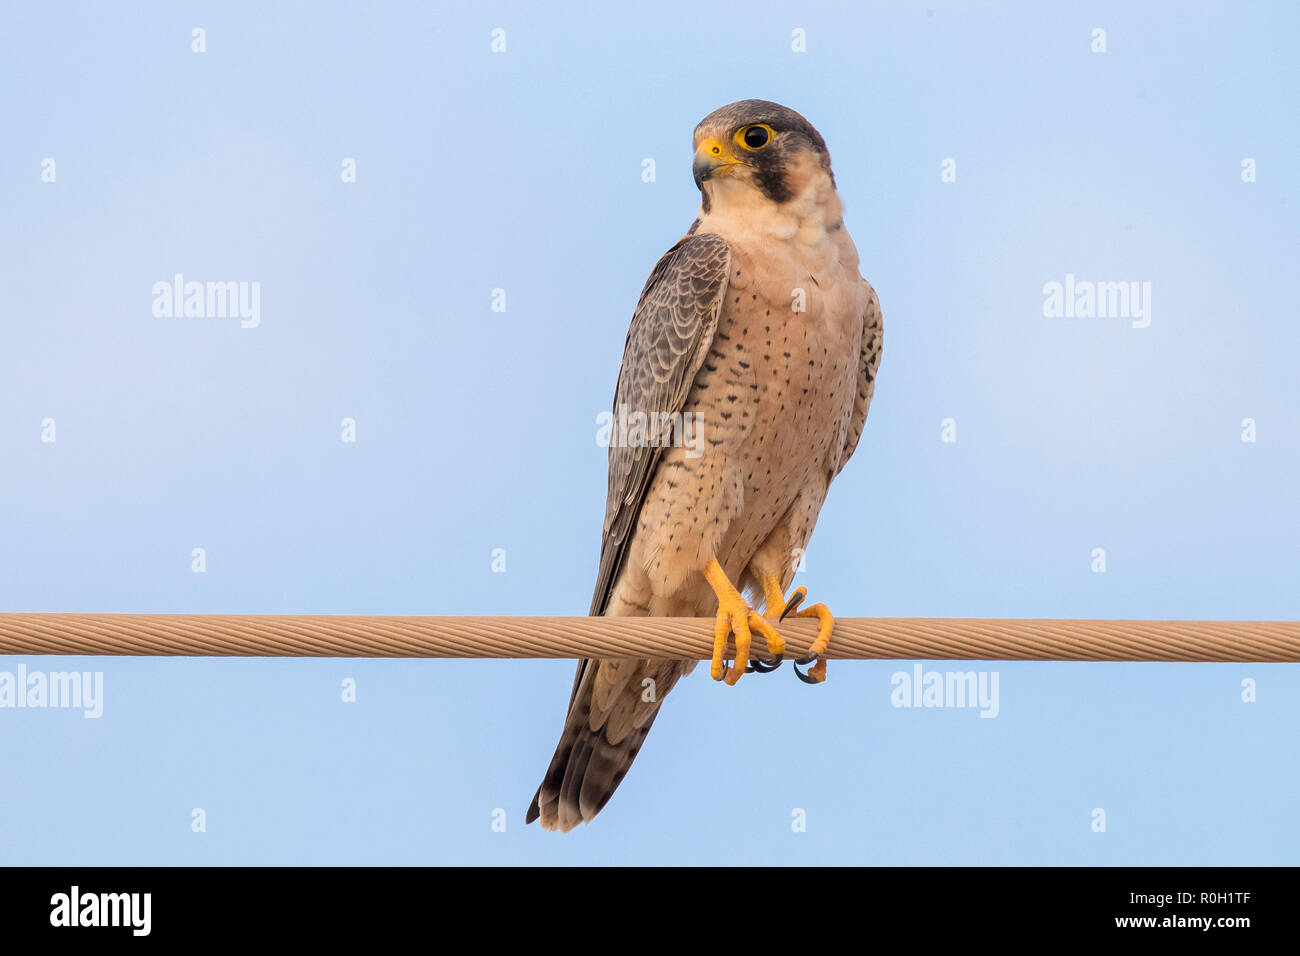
[0,614,1295,661]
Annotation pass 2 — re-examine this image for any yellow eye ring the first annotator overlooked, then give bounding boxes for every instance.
[734,124,774,151]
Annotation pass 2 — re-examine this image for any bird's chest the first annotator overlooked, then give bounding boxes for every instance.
[700,241,860,446]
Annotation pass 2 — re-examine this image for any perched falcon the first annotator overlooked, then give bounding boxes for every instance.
[527,100,883,832]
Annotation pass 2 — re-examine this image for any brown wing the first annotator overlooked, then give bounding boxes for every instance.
[837,279,883,475]
[564,231,730,708]
[588,231,732,617]
[527,232,731,831]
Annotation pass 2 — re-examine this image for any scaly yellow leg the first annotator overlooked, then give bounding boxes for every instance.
[757,572,803,623]
[703,559,784,686]
[756,572,832,684]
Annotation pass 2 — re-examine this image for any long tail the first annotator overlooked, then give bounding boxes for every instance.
[527,656,692,832]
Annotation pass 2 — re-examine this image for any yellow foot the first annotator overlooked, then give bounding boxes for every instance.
[793,602,833,684]
[704,559,785,685]
[757,572,832,684]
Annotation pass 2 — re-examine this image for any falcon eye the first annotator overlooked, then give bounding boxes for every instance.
[737,124,773,151]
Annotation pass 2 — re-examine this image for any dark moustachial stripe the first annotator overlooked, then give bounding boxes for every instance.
[753,158,794,203]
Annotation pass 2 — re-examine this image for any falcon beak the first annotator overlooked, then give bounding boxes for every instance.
[692,137,742,187]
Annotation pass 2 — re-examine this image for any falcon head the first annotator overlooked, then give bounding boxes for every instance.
[691,99,834,210]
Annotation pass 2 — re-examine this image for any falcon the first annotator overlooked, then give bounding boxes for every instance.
[527,100,883,832]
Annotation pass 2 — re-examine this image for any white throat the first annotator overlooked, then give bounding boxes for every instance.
[697,165,843,246]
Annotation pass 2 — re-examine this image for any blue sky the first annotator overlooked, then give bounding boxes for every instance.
[0,1,1296,864]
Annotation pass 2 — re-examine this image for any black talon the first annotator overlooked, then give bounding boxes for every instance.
[793,652,821,684]
[747,653,784,674]
[779,590,806,622]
